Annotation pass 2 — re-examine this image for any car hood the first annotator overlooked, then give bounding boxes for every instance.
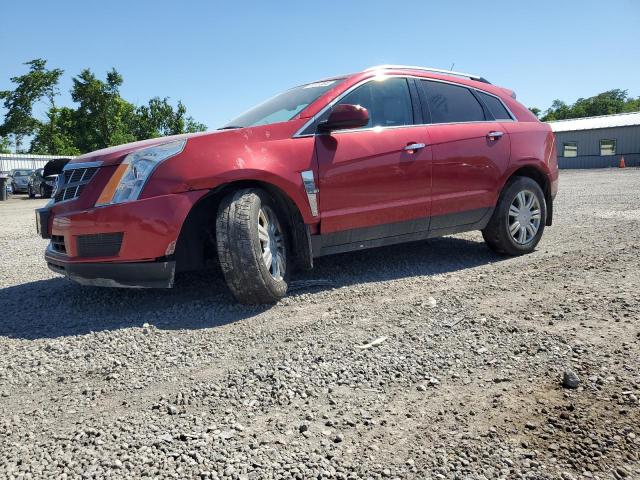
[67,131,211,167]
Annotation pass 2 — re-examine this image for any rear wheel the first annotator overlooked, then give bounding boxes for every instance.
[28,186,35,198]
[216,188,289,304]
[482,176,546,256]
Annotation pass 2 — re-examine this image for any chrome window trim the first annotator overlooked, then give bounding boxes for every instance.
[293,74,516,138]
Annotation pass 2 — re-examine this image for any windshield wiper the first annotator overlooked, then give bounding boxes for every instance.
[217,125,243,130]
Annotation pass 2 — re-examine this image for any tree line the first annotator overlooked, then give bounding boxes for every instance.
[2,60,639,155]
[529,89,640,121]
[0,59,206,155]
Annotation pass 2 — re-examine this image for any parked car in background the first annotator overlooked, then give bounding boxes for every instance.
[28,168,57,198]
[9,169,33,194]
[37,65,558,304]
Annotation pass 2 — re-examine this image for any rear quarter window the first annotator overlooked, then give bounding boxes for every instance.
[477,91,513,120]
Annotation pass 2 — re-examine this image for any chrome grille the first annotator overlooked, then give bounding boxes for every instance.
[54,166,99,203]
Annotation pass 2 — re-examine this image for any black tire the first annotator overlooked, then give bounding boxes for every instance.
[482,176,546,256]
[28,186,35,199]
[41,185,51,199]
[216,188,289,304]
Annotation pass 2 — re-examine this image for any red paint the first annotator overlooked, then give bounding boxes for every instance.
[44,66,557,270]
[316,126,432,233]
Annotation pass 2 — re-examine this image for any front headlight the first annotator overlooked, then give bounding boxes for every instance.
[96,139,186,206]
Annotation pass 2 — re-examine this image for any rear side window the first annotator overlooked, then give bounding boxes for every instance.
[477,91,513,120]
[421,80,485,123]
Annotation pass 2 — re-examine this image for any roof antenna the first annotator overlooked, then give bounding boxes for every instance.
[450,63,455,71]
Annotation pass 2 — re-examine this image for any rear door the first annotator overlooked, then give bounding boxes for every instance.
[418,79,511,231]
[315,76,432,240]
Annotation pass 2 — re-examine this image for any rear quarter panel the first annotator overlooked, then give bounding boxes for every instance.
[500,121,558,191]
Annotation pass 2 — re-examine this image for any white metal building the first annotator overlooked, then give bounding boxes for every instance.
[0,153,77,173]
[548,112,640,169]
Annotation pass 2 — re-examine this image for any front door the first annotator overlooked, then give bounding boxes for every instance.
[315,76,432,243]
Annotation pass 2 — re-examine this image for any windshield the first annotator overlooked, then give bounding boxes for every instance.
[13,170,31,177]
[222,78,345,129]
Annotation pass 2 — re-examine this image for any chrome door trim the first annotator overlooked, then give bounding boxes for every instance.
[300,170,319,217]
[486,131,505,140]
[404,143,426,151]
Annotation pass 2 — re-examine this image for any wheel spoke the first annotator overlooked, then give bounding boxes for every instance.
[530,209,541,220]
[509,204,519,217]
[525,193,535,209]
[510,221,520,235]
[517,192,526,208]
[262,248,272,269]
[526,223,536,238]
[258,224,269,242]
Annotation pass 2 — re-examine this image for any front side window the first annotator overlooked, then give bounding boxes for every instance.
[223,78,345,128]
[563,142,577,157]
[334,77,414,129]
[421,80,485,123]
[600,139,616,156]
[302,76,415,134]
[477,91,512,120]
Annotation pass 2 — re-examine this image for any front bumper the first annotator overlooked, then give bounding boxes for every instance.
[39,190,207,288]
[46,249,176,288]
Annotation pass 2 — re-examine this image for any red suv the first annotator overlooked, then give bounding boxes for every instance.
[37,65,558,303]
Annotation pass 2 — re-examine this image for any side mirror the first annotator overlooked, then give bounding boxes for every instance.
[318,104,369,132]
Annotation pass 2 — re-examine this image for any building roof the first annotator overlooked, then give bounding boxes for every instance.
[548,111,640,132]
[0,153,76,160]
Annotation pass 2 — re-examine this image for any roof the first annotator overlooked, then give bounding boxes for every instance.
[547,111,640,132]
[365,64,490,84]
[0,153,76,160]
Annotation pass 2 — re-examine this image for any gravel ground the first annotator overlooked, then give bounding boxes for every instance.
[1,169,639,480]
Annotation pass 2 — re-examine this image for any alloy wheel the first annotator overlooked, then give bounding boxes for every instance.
[508,190,541,245]
[257,206,286,280]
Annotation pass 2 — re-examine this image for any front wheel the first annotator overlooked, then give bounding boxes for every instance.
[216,188,289,304]
[28,186,35,199]
[482,176,546,256]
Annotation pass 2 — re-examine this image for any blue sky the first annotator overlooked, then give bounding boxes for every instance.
[1,0,639,130]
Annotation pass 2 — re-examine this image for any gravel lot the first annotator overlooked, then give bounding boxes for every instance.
[1,169,639,480]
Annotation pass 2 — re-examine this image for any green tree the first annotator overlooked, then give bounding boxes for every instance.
[70,68,137,152]
[30,107,81,156]
[541,89,640,121]
[528,107,541,118]
[0,136,11,154]
[132,97,206,139]
[3,60,207,154]
[0,59,63,152]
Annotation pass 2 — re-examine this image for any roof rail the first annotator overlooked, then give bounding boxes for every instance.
[364,65,491,84]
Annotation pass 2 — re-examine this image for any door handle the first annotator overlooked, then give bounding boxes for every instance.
[404,143,426,152]
[486,131,504,141]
